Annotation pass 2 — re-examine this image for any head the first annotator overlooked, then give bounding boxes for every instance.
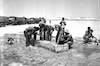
[65,29,69,34]
[40,18,44,22]
[91,30,93,33]
[87,27,91,30]
[40,18,46,23]
[34,26,39,31]
[62,17,65,21]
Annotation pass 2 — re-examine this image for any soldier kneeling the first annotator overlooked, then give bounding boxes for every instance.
[24,26,39,47]
[58,30,73,49]
[83,27,97,44]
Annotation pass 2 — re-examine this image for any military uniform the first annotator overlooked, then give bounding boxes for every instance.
[63,32,73,49]
[55,25,62,43]
[39,23,46,40]
[60,18,66,29]
[39,18,47,40]
[58,31,73,49]
[60,21,66,26]
[46,25,54,41]
[56,18,66,43]
[24,26,39,47]
[55,20,66,43]
[83,29,94,43]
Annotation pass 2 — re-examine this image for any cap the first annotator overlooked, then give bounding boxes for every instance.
[65,29,69,33]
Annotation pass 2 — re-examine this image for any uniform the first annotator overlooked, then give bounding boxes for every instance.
[39,23,45,40]
[39,18,47,40]
[60,18,66,29]
[58,30,73,49]
[83,29,96,43]
[57,18,66,43]
[60,21,66,26]
[64,32,73,49]
[46,25,54,41]
[55,25,62,43]
[24,26,39,47]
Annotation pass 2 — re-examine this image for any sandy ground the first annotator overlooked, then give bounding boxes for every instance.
[0,25,100,66]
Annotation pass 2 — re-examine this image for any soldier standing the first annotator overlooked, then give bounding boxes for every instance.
[39,18,46,40]
[55,25,62,43]
[60,17,66,29]
[56,17,66,44]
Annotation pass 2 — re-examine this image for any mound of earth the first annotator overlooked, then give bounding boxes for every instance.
[37,41,68,52]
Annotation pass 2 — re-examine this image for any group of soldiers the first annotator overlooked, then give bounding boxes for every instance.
[24,18,74,49]
[24,18,54,46]
[24,17,98,50]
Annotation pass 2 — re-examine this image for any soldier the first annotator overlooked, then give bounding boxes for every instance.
[83,27,96,43]
[63,30,73,49]
[58,29,73,49]
[60,17,66,29]
[55,24,62,43]
[55,18,66,43]
[24,26,39,47]
[46,21,54,41]
[39,18,46,40]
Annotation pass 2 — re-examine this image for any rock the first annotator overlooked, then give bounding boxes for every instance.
[54,44,68,52]
[9,62,23,66]
[72,53,85,60]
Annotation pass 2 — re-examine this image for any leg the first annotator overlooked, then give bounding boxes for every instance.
[30,38,35,46]
[49,33,52,41]
[39,29,43,40]
[26,36,30,47]
[44,30,46,40]
[34,33,37,40]
[47,31,50,41]
[67,41,73,49]
[58,41,65,45]
[56,32,59,43]
[84,36,89,43]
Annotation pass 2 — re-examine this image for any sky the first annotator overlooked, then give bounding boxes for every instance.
[0,0,99,18]
[0,0,3,16]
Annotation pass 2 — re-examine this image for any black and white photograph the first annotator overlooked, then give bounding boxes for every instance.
[0,0,100,66]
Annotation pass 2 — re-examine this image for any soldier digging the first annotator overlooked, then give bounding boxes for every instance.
[46,20,54,41]
[24,26,39,47]
[83,27,97,44]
